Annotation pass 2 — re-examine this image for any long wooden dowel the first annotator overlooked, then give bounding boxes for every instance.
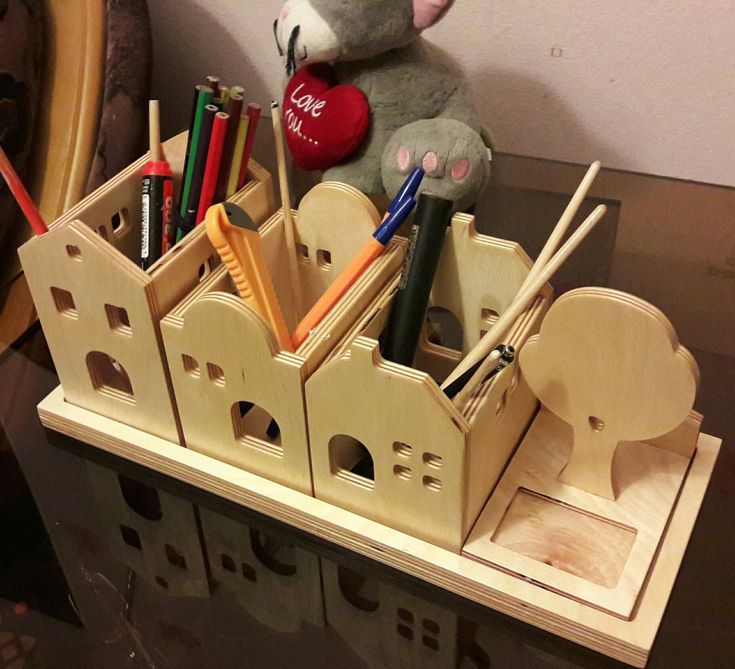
[443,205,607,401]
[149,100,162,162]
[443,161,602,395]
[271,101,304,318]
[519,161,600,291]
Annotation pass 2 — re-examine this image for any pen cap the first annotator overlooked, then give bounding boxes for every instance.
[372,195,415,245]
[381,192,454,366]
[142,161,173,177]
[388,168,424,214]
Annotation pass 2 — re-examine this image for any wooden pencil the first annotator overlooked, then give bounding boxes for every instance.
[226,112,250,198]
[236,103,261,190]
[196,111,229,224]
[0,145,47,235]
[215,93,244,202]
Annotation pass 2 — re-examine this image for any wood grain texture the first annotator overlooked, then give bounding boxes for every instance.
[520,287,698,499]
[160,183,405,494]
[305,215,551,551]
[463,408,692,620]
[37,386,721,668]
[491,489,637,589]
[28,0,105,219]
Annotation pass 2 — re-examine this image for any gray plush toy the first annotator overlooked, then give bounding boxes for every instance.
[274,0,491,211]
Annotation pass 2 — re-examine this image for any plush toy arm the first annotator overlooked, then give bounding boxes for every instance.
[381,118,490,212]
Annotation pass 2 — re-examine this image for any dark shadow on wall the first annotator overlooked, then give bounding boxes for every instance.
[147,1,271,138]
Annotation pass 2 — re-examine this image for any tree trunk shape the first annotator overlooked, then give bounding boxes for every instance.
[559,420,618,500]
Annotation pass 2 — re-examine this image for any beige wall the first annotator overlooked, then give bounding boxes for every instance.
[149,0,735,187]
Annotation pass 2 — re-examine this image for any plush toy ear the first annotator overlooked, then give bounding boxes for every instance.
[413,0,454,30]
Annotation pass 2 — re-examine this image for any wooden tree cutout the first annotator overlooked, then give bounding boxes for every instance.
[520,288,698,499]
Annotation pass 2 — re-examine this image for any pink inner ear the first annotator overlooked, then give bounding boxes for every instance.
[413,0,454,30]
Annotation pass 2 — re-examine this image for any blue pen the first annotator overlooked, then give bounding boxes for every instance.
[387,168,425,215]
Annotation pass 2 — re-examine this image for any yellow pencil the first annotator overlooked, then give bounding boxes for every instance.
[226,113,250,198]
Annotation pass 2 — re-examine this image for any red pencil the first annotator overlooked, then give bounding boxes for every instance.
[195,111,229,225]
[0,145,47,235]
[236,103,261,190]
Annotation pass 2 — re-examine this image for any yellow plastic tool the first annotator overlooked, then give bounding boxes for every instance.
[205,202,293,352]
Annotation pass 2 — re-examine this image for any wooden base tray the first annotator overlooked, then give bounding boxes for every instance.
[37,385,721,668]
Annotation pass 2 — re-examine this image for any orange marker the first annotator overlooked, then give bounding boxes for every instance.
[291,194,416,349]
[205,202,293,351]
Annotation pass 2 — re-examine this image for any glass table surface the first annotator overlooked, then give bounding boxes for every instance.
[0,327,733,669]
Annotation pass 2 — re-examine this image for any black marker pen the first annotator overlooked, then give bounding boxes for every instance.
[381,193,454,366]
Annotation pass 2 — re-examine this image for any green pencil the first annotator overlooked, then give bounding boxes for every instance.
[179,85,214,219]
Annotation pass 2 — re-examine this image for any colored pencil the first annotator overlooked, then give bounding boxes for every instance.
[196,111,229,224]
[206,75,220,97]
[236,103,261,190]
[0,145,47,235]
[180,103,217,237]
[179,85,213,217]
[226,112,250,198]
[215,93,244,202]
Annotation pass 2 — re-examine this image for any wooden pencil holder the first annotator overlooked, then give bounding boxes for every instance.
[305,214,552,552]
[159,183,406,494]
[17,132,276,445]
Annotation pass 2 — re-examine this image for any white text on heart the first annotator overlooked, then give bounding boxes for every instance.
[289,83,326,117]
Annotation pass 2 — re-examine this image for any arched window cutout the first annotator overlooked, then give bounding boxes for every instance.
[231,401,283,456]
[249,530,297,576]
[86,351,135,403]
[337,565,379,613]
[111,209,130,238]
[329,435,375,489]
[118,474,162,521]
[424,306,463,352]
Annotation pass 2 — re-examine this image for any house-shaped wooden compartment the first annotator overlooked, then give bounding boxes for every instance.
[159,183,406,494]
[18,132,275,444]
[305,214,552,551]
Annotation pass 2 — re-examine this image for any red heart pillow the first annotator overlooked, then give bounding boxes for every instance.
[283,64,370,172]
